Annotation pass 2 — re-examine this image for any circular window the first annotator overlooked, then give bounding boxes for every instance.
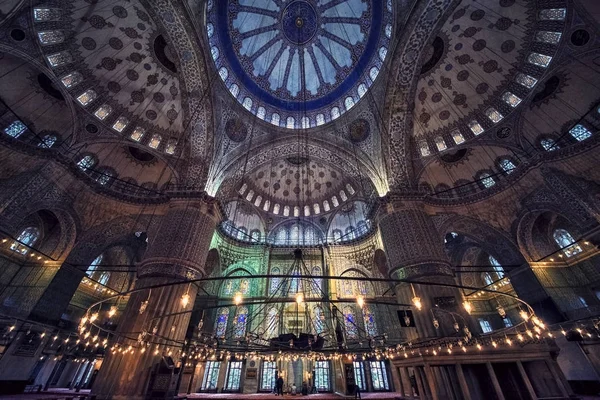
[10,29,25,41]
[570,29,590,47]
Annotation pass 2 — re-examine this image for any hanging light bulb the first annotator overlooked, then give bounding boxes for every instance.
[432,319,439,330]
[139,300,149,315]
[90,313,99,323]
[234,292,243,306]
[453,321,460,332]
[519,310,529,321]
[181,293,190,308]
[108,306,117,318]
[357,295,365,309]
[412,296,422,311]
[476,343,482,351]
[463,301,472,314]
[517,333,524,342]
[506,337,512,346]
[295,293,304,305]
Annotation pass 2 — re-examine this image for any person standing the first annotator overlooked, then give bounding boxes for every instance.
[276,375,284,396]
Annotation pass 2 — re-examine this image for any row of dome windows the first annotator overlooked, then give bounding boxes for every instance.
[539,123,594,151]
[31,9,179,158]
[419,22,564,157]
[238,183,356,216]
[216,63,382,129]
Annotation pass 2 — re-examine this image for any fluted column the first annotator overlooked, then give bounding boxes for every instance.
[92,196,222,400]
[378,195,469,339]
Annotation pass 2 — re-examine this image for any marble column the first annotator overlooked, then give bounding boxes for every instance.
[92,196,222,400]
[378,195,471,340]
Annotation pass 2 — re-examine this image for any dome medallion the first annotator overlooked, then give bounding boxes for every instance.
[206,0,392,129]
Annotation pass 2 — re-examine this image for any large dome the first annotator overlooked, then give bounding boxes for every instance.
[206,0,393,129]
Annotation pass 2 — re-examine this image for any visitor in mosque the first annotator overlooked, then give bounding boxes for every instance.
[0,0,598,399]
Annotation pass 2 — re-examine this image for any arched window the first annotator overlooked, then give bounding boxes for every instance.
[289,271,300,294]
[569,124,592,141]
[553,229,582,257]
[265,307,279,338]
[97,272,110,286]
[250,230,261,242]
[343,306,358,339]
[311,266,322,294]
[86,254,103,277]
[540,138,559,151]
[435,136,447,151]
[10,227,40,254]
[96,169,114,186]
[482,272,493,285]
[234,306,248,338]
[489,256,504,278]
[362,307,378,337]
[77,155,95,171]
[270,267,281,295]
[499,158,516,174]
[314,306,325,334]
[479,173,495,188]
[345,226,356,240]
[323,200,330,212]
[332,229,342,242]
[148,134,162,149]
[341,279,353,296]
[215,307,229,338]
[4,120,27,138]
[239,279,250,295]
[38,134,57,148]
[313,203,320,214]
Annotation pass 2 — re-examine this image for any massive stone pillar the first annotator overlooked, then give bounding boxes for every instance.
[378,195,472,340]
[92,196,222,400]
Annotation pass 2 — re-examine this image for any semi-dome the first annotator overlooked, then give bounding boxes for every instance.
[206,0,393,129]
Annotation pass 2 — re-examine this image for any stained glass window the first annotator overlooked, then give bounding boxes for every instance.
[343,306,358,339]
[502,92,522,107]
[315,361,330,391]
[313,203,320,214]
[148,134,161,149]
[478,318,492,333]
[331,107,340,120]
[362,307,378,337]
[261,361,277,391]
[452,130,465,144]
[540,138,559,151]
[165,139,177,155]
[76,89,97,106]
[233,306,248,338]
[569,124,592,141]
[479,173,495,188]
[485,108,503,123]
[94,105,112,120]
[345,97,355,110]
[97,272,110,286]
[503,317,513,328]
[482,272,493,285]
[316,114,325,126]
[215,307,229,338]
[38,31,65,45]
[112,117,129,133]
[4,121,27,138]
[38,134,57,148]
[10,227,40,254]
[314,306,325,334]
[331,196,339,207]
[60,72,83,88]
[323,200,330,212]
[311,266,322,294]
[77,155,95,171]
[435,136,447,151]
[34,8,61,21]
[86,254,103,277]
[499,158,516,174]
[419,141,431,157]
[553,229,582,257]
[468,121,484,135]
[370,361,389,390]
[539,8,566,21]
[528,53,552,67]
[265,307,279,338]
[47,52,72,67]
[270,267,281,295]
[271,113,280,126]
[489,256,505,278]
[353,362,366,391]
[515,73,538,89]
[225,361,243,391]
[257,107,266,120]
[130,127,145,142]
[201,361,220,391]
[536,31,562,44]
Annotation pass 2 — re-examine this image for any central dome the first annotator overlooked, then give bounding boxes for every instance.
[206,0,392,129]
